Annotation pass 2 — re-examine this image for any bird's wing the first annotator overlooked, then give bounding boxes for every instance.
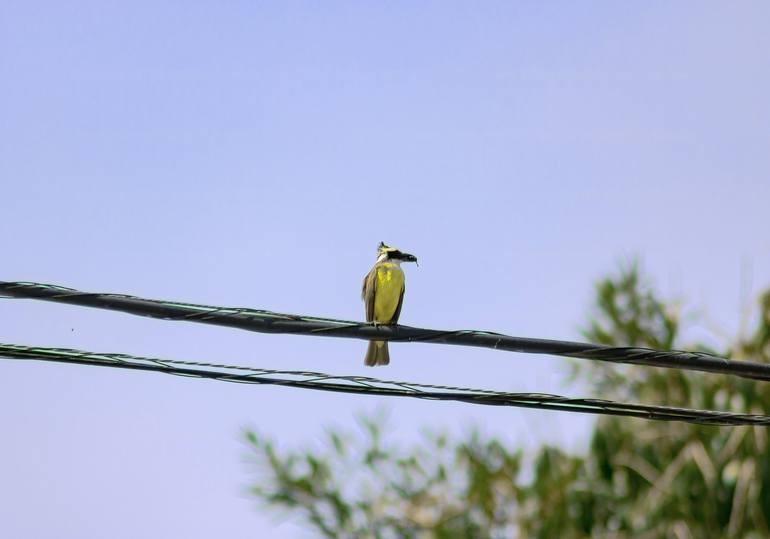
[362,266,378,322]
[391,284,405,324]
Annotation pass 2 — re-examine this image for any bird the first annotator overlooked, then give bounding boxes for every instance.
[361,242,418,366]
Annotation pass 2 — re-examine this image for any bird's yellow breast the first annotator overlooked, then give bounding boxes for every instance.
[373,262,405,323]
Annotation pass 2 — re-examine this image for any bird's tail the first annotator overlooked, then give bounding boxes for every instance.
[364,340,390,367]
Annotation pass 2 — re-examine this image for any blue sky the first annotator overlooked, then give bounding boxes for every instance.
[2,2,769,537]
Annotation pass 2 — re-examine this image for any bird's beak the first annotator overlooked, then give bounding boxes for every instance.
[402,253,418,264]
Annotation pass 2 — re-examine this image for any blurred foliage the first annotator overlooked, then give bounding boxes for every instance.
[245,263,770,538]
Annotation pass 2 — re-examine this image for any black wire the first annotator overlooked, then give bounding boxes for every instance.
[1,342,767,426]
[0,280,765,381]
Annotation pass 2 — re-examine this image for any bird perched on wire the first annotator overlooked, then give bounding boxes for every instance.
[361,242,418,366]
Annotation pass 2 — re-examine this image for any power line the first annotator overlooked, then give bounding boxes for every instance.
[0,280,764,381]
[2,342,768,426]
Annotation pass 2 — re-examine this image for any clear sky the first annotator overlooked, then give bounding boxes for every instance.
[1,2,769,537]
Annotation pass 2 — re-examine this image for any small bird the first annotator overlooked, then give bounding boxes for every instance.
[361,242,418,366]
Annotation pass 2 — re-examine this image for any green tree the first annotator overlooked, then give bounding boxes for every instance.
[244,264,770,538]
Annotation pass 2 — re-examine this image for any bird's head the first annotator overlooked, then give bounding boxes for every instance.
[377,241,418,264]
